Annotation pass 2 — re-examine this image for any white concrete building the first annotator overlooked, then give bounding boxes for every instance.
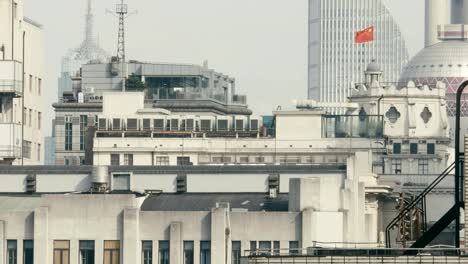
[0,0,44,165]
[0,151,393,264]
[91,92,386,168]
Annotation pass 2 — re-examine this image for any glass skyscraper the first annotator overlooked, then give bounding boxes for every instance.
[308,0,409,103]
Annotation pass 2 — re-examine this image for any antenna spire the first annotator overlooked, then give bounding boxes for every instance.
[116,0,128,63]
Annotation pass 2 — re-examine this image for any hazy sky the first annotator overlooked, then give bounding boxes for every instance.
[24,0,424,136]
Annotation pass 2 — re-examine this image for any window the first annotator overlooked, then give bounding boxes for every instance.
[23,140,31,159]
[410,143,418,154]
[124,154,133,166]
[104,241,120,264]
[158,241,169,264]
[79,240,94,264]
[200,120,211,131]
[289,241,299,255]
[239,157,249,163]
[212,156,231,164]
[7,240,17,264]
[186,119,194,131]
[38,78,42,95]
[259,241,271,256]
[54,240,70,264]
[23,107,26,125]
[392,159,402,174]
[235,120,244,131]
[155,156,169,166]
[65,116,72,151]
[13,2,17,19]
[80,115,88,151]
[184,241,194,264]
[112,118,121,130]
[127,118,138,130]
[29,75,32,92]
[250,120,259,131]
[23,240,33,264]
[29,109,32,127]
[142,241,153,264]
[250,241,257,256]
[273,241,280,256]
[418,159,429,175]
[154,119,165,130]
[427,143,435,155]
[38,112,42,130]
[111,154,120,166]
[217,120,228,131]
[98,118,107,130]
[393,143,401,154]
[255,157,265,163]
[113,174,130,191]
[143,119,151,130]
[177,157,191,166]
[37,143,41,161]
[200,241,211,264]
[231,241,241,264]
[170,119,179,131]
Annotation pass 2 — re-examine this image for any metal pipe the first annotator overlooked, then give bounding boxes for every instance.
[21,30,25,165]
[11,0,14,60]
[377,94,384,117]
[454,80,468,248]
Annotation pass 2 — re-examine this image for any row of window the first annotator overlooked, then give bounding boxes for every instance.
[392,143,435,155]
[28,74,42,96]
[23,107,41,130]
[6,239,299,264]
[22,140,41,161]
[391,159,430,175]
[65,115,89,151]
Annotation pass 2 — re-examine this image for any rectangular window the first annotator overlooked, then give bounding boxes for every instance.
[258,241,271,256]
[154,119,165,130]
[418,159,429,174]
[231,241,241,264]
[158,241,169,264]
[239,157,249,163]
[29,109,32,127]
[200,241,211,264]
[186,119,194,131]
[217,120,228,131]
[235,120,244,131]
[111,154,120,166]
[427,143,435,155]
[177,157,191,166]
[98,118,107,130]
[392,159,402,174]
[65,116,72,151]
[104,241,120,264]
[79,240,95,264]
[273,241,280,256]
[127,118,138,130]
[142,241,153,264]
[29,75,32,92]
[38,78,42,95]
[113,174,130,191]
[184,241,194,264]
[54,240,70,264]
[155,156,169,166]
[37,143,41,161]
[393,143,401,154]
[143,119,151,130]
[22,140,31,159]
[200,120,211,131]
[80,115,88,151]
[13,2,17,19]
[410,143,418,154]
[112,118,121,130]
[37,112,42,130]
[250,241,257,256]
[250,120,259,131]
[170,119,179,131]
[23,107,27,125]
[23,240,33,264]
[124,154,133,166]
[7,240,17,264]
[289,241,299,255]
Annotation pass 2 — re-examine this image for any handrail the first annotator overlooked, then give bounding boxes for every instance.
[385,161,457,247]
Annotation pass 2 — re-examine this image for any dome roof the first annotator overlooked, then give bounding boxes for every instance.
[400,40,468,82]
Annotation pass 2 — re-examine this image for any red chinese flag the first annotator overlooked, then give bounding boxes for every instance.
[355,26,374,43]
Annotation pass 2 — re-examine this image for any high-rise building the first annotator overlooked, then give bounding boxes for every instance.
[0,0,44,165]
[308,0,409,104]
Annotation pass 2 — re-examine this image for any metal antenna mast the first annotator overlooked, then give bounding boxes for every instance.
[116,0,128,62]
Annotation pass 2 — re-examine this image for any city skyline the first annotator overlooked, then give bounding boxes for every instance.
[24,0,424,136]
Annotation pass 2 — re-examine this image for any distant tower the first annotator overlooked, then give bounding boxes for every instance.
[115,0,128,62]
[58,0,109,100]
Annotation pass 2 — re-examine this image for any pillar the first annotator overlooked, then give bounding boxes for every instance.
[0,220,4,264]
[170,222,182,264]
[123,208,140,264]
[211,208,228,264]
[34,207,48,264]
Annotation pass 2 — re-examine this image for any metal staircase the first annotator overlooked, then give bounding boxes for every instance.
[385,161,458,250]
